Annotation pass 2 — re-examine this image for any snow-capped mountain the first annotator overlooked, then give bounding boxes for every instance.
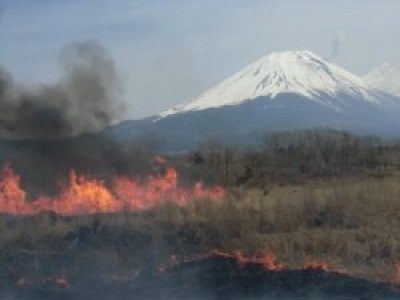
[365,62,400,96]
[160,50,384,118]
[106,50,400,151]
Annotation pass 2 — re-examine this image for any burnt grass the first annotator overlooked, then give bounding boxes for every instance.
[1,176,400,300]
[1,129,400,298]
[3,255,400,300]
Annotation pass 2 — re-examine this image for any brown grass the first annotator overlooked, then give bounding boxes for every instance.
[1,175,400,284]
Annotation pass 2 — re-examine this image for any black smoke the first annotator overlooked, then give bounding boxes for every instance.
[0,41,122,139]
[0,41,161,197]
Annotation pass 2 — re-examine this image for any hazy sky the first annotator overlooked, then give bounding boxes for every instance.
[1,0,399,119]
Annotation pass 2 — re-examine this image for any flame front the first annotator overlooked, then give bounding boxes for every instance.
[0,164,225,216]
[303,259,335,272]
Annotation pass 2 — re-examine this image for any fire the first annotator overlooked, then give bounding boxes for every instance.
[160,250,284,272]
[51,170,119,215]
[0,163,225,216]
[303,259,334,271]
[260,251,284,271]
[0,164,28,215]
[232,250,284,271]
[158,250,349,277]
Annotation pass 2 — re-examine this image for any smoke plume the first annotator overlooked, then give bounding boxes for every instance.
[0,41,160,197]
[0,41,122,139]
[328,32,346,60]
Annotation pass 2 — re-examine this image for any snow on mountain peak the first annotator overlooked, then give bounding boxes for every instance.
[365,62,400,96]
[160,50,379,118]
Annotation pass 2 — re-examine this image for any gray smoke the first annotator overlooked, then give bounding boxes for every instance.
[328,32,346,60]
[0,41,122,139]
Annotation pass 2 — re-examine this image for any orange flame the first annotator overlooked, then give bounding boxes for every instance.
[160,250,284,272]
[231,250,283,271]
[260,251,284,271]
[0,164,225,216]
[303,258,347,274]
[0,164,28,214]
[303,259,333,271]
[158,250,350,276]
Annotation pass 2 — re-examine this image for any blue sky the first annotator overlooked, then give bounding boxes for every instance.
[1,0,400,119]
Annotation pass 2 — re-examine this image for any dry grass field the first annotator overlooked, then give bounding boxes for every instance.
[1,174,400,285]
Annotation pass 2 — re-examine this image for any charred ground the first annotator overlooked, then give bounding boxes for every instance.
[0,129,400,299]
[4,255,400,300]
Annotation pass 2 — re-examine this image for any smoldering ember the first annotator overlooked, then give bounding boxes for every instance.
[1,1,400,299]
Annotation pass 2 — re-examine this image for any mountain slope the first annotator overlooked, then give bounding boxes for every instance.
[106,50,400,151]
[365,62,400,96]
[160,50,385,118]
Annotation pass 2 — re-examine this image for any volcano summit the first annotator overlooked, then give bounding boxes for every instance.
[107,50,400,151]
[160,50,383,116]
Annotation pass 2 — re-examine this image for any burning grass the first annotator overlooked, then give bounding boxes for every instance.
[0,168,400,288]
[9,253,400,300]
[0,163,224,215]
